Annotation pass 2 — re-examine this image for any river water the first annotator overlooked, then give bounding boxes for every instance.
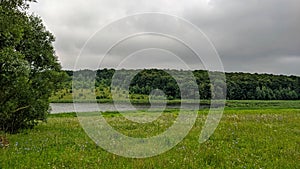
[50,103,209,114]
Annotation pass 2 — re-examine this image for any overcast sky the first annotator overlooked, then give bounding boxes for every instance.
[30,0,300,75]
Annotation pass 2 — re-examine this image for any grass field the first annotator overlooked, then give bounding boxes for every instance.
[1,107,299,168]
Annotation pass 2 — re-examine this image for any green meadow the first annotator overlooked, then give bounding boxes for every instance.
[2,1,300,169]
[1,104,299,168]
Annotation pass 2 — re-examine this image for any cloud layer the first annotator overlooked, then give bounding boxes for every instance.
[30,0,300,75]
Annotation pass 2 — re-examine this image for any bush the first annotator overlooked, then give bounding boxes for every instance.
[0,0,65,133]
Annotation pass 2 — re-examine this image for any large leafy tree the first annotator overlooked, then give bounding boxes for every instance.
[0,0,66,133]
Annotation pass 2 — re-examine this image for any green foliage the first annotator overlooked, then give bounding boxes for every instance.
[0,109,299,168]
[58,69,299,102]
[226,73,299,100]
[0,0,65,133]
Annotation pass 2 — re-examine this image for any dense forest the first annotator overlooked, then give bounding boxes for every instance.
[59,69,299,101]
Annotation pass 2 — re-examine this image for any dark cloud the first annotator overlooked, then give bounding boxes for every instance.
[30,0,300,75]
[185,0,300,74]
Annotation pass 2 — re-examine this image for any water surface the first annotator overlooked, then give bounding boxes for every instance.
[50,103,209,114]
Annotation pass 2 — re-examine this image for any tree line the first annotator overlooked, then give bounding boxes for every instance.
[70,69,300,100]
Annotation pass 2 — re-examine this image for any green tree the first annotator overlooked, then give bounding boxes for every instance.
[0,0,66,133]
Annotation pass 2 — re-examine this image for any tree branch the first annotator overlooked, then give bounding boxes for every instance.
[12,105,30,113]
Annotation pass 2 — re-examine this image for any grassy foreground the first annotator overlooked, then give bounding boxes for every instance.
[1,109,300,168]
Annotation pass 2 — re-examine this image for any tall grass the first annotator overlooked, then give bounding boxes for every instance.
[1,109,299,168]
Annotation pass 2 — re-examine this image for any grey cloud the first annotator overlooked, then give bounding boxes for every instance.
[184,0,300,74]
[30,0,300,75]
